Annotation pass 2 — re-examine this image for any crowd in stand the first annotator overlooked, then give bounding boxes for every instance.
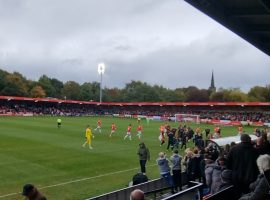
[1,101,270,122]
[150,123,270,199]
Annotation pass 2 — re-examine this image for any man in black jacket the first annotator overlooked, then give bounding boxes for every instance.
[227,134,259,198]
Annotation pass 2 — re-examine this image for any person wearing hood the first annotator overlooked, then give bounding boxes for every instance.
[157,152,174,193]
[170,149,182,191]
[205,157,227,194]
[22,184,47,200]
[217,169,233,192]
[137,142,150,174]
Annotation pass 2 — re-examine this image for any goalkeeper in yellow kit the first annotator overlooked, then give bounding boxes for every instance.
[82,125,94,149]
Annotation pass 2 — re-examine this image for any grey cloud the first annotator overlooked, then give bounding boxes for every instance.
[0,0,269,92]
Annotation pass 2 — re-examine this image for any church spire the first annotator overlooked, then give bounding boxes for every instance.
[209,70,216,93]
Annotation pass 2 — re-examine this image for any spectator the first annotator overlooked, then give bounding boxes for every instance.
[22,184,47,200]
[222,144,231,158]
[180,129,187,150]
[217,169,232,192]
[170,149,182,191]
[227,134,259,197]
[204,127,211,139]
[187,127,194,141]
[167,129,175,151]
[199,150,208,186]
[137,142,150,174]
[239,154,270,200]
[256,132,270,155]
[183,149,198,186]
[193,149,202,182]
[195,133,204,149]
[230,141,236,149]
[156,152,174,193]
[205,157,227,194]
[132,172,148,186]
[130,189,145,200]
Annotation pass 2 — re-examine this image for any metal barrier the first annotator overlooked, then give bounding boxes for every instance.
[86,178,203,200]
[162,181,203,200]
[86,178,170,200]
[203,186,235,200]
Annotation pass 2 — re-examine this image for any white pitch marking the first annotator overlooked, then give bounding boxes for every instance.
[0,164,157,198]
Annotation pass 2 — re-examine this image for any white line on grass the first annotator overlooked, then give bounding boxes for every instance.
[0,164,157,199]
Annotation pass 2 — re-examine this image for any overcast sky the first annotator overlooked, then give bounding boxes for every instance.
[0,0,269,92]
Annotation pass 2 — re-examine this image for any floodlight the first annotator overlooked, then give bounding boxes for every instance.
[98,63,105,74]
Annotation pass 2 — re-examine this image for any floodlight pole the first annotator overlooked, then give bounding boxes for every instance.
[100,72,103,103]
[98,63,105,103]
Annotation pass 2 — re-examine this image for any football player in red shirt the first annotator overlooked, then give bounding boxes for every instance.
[109,123,117,137]
[124,124,132,140]
[94,119,102,133]
[136,124,143,140]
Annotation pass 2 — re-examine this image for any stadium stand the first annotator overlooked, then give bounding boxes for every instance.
[1,97,270,125]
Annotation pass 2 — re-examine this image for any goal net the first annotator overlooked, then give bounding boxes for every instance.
[175,114,200,124]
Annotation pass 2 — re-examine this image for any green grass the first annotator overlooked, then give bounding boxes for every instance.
[0,116,255,200]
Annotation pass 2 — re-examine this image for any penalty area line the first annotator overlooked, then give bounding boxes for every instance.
[0,164,157,199]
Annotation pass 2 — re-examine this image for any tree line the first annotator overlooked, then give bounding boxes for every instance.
[0,69,270,102]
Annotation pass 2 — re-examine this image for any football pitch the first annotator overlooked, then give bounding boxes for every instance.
[0,116,254,200]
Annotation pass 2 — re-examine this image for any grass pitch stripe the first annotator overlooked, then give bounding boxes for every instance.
[0,164,157,199]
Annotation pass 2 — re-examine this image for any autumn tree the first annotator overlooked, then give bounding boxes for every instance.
[1,72,28,96]
[30,85,46,98]
[248,86,269,102]
[103,87,123,102]
[222,88,248,102]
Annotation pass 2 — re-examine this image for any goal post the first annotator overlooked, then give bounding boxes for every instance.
[175,114,200,124]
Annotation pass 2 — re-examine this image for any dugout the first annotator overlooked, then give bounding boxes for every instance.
[206,134,258,152]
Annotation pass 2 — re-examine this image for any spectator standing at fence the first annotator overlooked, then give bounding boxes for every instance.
[256,132,270,155]
[227,134,259,197]
[137,142,150,174]
[130,189,145,200]
[156,152,174,193]
[22,184,47,200]
[217,169,233,192]
[205,157,227,194]
[170,149,182,191]
[193,149,202,182]
[183,149,196,186]
[239,154,270,200]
